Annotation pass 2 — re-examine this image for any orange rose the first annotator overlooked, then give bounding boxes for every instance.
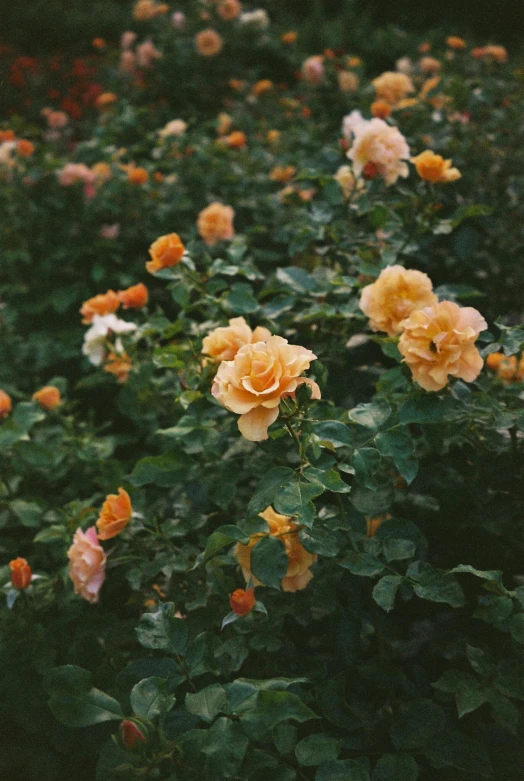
[96,92,117,109]
[411,150,461,183]
[92,162,111,183]
[80,290,120,324]
[360,265,438,337]
[229,587,255,615]
[104,352,133,383]
[92,37,106,49]
[202,317,271,362]
[68,527,106,603]
[338,71,359,92]
[195,29,223,57]
[226,130,247,148]
[96,487,133,540]
[372,71,414,105]
[269,165,296,183]
[419,56,441,74]
[0,389,12,419]
[482,45,508,63]
[446,36,467,50]
[251,79,273,97]
[398,301,487,391]
[366,514,391,537]
[235,506,317,592]
[217,0,242,21]
[486,352,506,372]
[197,202,235,246]
[9,558,32,590]
[281,31,298,44]
[211,335,320,441]
[147,233,185,273]
[267,129,281,144]
[217,112,233,135]
[0,130,15,142]
[16,139,35,157]
[32,385,61,410]
[370,99,392,119]
[117,283,149,309]
[128,166,149,184]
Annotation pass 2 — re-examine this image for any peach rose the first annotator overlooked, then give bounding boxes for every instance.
[0,389,12,419]
[226,131,247,149]
[301,55,324,85]
[411,150,461,183]
[197,202,235,246]
[10,558,32,590]
[229,587,255,615]
[487,352,524,382]
[338,71,359,92]
[398,300,487,391]
[96,487,133,540]
[372,71,414,106]
[202,317,271,362]
[235,506,317,592]
[370,99,392,119]
[67,527,106,603]
[419,56,442,73]
[269,165,296,183]
[127,166,149,184]
[251,79,273,97]
[16,139,35,158]
[104,352,133,383]
[117,283,149,310]
[446,36,467,50]
[359,265,438,337]
[281,31,298,44]
[80,290,120,324]
[217,112,233,135]
[347,118,410,186]
[32,386,61,410]
[211,334,320,441]
[334,165,364,198]
[218,0,242,21]
[483,45,508,64]
[195,29,223,57]
[146,232,185,273]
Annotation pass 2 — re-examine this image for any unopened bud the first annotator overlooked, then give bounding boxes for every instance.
[119,719,146,751]
[9,558,32,590]
[229,587,256,616]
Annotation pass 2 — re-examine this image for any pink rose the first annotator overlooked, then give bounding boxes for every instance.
[67,527,106,603]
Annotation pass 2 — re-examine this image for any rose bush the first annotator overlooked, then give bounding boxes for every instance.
[0,4,524,780]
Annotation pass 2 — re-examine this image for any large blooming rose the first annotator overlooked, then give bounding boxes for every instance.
[96,487,133,540]
[398,301,487,391]
[212,335,320,440]
[235,506,317,592]
[372,71,415,106]
[67,527,106,603]
[197,202,235,246]
[202,317,271,362]
[360,265,438,337]
[146,233,185,273]
[347,118,410,186]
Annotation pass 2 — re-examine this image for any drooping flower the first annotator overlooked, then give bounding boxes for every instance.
[398,301,487,391]
[347,118,410,186]
[197,202,235,246]
[67,527,106,603]
[202,317,271,362]
[211,335,320,441]
[146,233,185,273]
[359,265,438,337]
[235,506,317,592]
[96,487,133,540]
[411,150,461,183]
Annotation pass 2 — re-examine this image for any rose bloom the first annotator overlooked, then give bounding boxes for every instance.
[396,57,413,75]
[482,45,508,64]
[104,351,133,383]
[202,316,271,361]
[197,202,235,246]
[360,265,437,337]
[0,389,12,418]
[133,0,168,21]
[398,301,487,392]
[338,70,359,92]
[159,119,187,138]
[218,0,242,21]
[342,109,366,140]
[302,55,324,85]
[239,9,269,27]
[217,112,233,135]
[96,92,117,109]
[235,506,317,592]
[100,223,120,240]
[281,31,297,44]
[16,139,34,157]
[251,79,273,97]
[119,51,136,74]
[68,527,106,603]
[136,39,162,68]
[447,36,467,49]
[486,352,524,382]
[212,334,320,441]
[419,56,442,73]
[269,165,296,183]
[121,31,137,50]
[10,558,32,590]
[127,166,149,185]
[370,99,392,119]
[372,71,414,106]
[411,150,461,183]
[147,232,185,273]
[0,129,15,142]
[47,110,68,129]
[347,118,410,186]
[226,130,247,148]
[32,385,61,410]
[80,290,120,324]
[171,11,186,29]
[229,587,255,616]
[58,162,96,187]
[96,487,133,540]
[334,165,364,198]
[92,162,111,184]
[118,283,148,309]
[195,29,223,57]
[267,129,281,144]
[82,314,137,366]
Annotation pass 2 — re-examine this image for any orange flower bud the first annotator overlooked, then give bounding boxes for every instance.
[80,290,120,324]
[0,389,12,419]
[128,167,149,184]
[0,129,15,142]
[119,720,146,751]
[16,139,35,157]
[32,385,61,410]
[117,283,149,310]
[92,38,106,49]
[229,587,256,616]
[446,36,466,50]
[96,92,117,109]
[96,487,133,540]
[371,99,392,119]
[281,31,297,45]
[10,558,32,590]
[146,232,185,273]
[226,130,247,149]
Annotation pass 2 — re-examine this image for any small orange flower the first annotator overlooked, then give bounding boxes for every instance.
[446,36,466,50]
[486,352,505,371]
[411,150,461,183]
[229,78,245,91]
[32,386,61,410]
[197,202,235,246]
[146,233,185,273]
[346,56,362,68]
[104,352,133,383]
[251,79,273,97]
[10,558,32,590]
[281,31,297,45]
[0,389,12,419]
[96,487,133,540]
[226,130,247,148]
[418,42,431,53]
[269,165,296,183]
[267,129,281,144]
[366,514,391,537]
[117,283,149,309]
[217,0,242,21]
[128,167,149,184]
[16,139,35,157]
[195,29,223,57]
[371,99,392,119]
[229,587,255,616]
[92,38,106,49]
[0,130,15,142]
[96,92,117,109]
[80,290,120,324]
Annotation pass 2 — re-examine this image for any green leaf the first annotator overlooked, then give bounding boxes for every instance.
[46,666,123,728]
[390,699,446,750]
[456,683,487,718]
[186,684,227,723]
[449,564,509,595]
[295,734,340,766]
[372,754,418,781]
[274,480,324,527]
[247,467,295,515]
[130,677,175,720]
[339,552,385,577]
[303,467,351,493]
[408,563,465,608]
[399,395,463,424]
[316,759,370,781]
[350,483,394,515]
[509,613,524,644]
[373,576,403,612]
[200,717,249,777]
[299,526,341,557]
[136,603,188,654]
[10,500,42,528]
[351,448,383,489]
[311,421,353,449]
[348,400,391,429]
[236,690,318,739]
[250,535,288,589]
[381,538,416,562]
[12,402,45,429]
[276,266,317,293]
[375,430,418,485]
[425,728,492,777]
[128,455,186,487]
[224,283,259,314]
[195,525,249,568]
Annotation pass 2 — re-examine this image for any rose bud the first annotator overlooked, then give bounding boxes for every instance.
[9,558,32,590]
[229,587,256,616]
[119,719,147,751]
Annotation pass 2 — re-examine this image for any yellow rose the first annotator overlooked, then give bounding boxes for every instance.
[411,150,461,183]
[372,71,414,106]
[360,265,438,337]
[146,232,185,273]
[202,317,271,362]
